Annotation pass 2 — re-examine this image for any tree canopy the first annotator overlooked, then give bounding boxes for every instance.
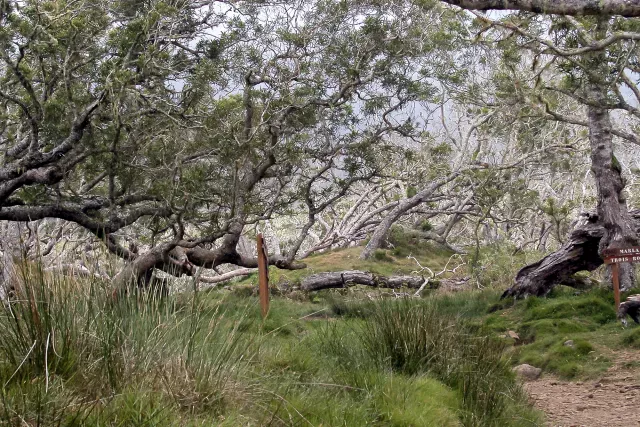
[1,0,640,296]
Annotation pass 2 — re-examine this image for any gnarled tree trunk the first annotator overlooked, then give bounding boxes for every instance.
[504,19,638,299]
[586,101,638,289]
[502,211,640,299]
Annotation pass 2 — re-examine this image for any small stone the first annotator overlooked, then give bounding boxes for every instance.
[593,383,602,388]
[588,394,594,398]
[564,339,575,348]
[513,364,542,381]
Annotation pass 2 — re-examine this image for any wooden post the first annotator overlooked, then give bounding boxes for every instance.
[612,262,621,310]
[257,233,269,318]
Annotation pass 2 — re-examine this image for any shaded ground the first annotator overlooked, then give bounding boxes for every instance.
[526,351,640,426]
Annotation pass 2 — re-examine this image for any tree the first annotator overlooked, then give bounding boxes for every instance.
[460,9,640,296]
[0,0,454,290]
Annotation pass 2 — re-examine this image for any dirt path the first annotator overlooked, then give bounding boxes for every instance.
[525,352,640,426]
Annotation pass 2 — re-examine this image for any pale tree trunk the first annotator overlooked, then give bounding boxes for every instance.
[585,19,637,291]
[360,174,459,259]
[503,18,638,297]
[360,207,404,260]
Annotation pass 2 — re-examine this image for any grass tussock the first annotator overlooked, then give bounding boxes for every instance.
[0,263,254,426]
[322,299,539,427]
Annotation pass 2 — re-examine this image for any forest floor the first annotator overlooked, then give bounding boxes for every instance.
[3,236,640,425]
[232,232,640,426]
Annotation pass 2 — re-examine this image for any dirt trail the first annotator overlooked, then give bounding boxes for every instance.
[525,351,640,427]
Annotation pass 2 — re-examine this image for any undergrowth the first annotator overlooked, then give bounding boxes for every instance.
[322,299,540,426]
[0,263,544,426]
[0,264,254,426]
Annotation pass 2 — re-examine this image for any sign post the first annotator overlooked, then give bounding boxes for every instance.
[603,246,640,310]
[257,233,270,318]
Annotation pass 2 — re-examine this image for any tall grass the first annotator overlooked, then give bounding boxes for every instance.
[323,298,540,427]
[0,263,254,425]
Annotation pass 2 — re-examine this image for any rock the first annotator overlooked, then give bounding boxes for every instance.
[513,364,542,381]
[507,330,520,340]
[564,339,575,348]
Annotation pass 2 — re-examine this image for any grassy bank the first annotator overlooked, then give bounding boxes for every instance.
[429,285,640,380]
[4,239,636,426]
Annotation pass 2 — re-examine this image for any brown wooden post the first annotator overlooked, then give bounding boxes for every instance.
[257,233,270,318]
[612,262,621,310]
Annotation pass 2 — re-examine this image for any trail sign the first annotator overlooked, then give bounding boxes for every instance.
[604,255,640,265]
[257,234,270,318]
[603,246,640,257]
[602,246,640,310]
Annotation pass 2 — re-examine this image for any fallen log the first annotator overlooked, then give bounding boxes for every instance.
[198,268,257,288]
[301,270,430,292]
[502,210,640,299]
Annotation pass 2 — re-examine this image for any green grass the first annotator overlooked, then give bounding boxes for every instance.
[7,239,636,426]
[0,264,254,426]
[327,299,540,426]
[416,284,639,380]
[621,327,640,348]
[1,261,544,426]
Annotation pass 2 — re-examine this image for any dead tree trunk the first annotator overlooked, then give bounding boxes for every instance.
[301,270,430,292]
[502,211,640,299]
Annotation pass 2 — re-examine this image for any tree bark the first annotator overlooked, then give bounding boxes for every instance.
[502,211,640,299]
[440,0,640,17]
[300,270,430,292]
[618,295,640,325]
[0,223,22,300]
[585,18,638,291]
[198,268,257,288]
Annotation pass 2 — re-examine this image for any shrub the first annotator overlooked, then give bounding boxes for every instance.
[421,220,433,232]
[621,327,640,348]
[373,249,394,262]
